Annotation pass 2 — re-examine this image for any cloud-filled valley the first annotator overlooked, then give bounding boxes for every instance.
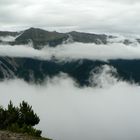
[1,68,140,140]
[0,31,140,140]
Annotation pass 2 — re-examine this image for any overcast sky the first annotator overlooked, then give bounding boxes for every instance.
[1,0,140,34]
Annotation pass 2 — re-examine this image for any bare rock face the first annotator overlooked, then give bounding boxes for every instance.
[0,131,51,140]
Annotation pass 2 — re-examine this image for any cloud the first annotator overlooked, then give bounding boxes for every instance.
[0,0,140,34]
[46,42,140,61]
[105,0,140,4]
[1,42,140,61]
[0,44,51,59]
[0,66,140,140]
[0,36,17,42]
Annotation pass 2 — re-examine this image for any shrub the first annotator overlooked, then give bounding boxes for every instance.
[0,101,42,137]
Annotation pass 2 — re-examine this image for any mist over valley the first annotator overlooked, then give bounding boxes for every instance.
[0,27,140,140]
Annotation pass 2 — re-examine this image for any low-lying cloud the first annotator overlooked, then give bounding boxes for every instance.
[0,66,140,140]
[1,42,140,61]
[0,36,17,42]
[0,44,50,59]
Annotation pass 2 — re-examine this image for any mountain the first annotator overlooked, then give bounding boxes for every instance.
[15,28,68,48]
[1,27,140,48]
[0,57,140,86]
[0,28,112,48]
[68,31,108,44]
[14,28,110,48]
[0,28,140,86]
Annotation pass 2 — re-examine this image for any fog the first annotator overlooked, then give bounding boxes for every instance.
[0,44,51,59]
[0,36,16,42]
[1,42,140,61]
[1,66,140,140]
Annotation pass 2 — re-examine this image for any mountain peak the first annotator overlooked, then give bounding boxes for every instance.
[25,27,47,32]
[15,27,68,48]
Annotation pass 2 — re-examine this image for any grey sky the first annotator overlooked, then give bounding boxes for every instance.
[0,0,140,34]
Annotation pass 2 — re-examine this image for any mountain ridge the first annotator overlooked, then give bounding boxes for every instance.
[0,27,110,48]
[1,27,140,48]
[0,28,140,85]
[0,57,140,86]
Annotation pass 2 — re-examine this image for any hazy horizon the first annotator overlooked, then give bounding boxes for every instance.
[1,0,140,35]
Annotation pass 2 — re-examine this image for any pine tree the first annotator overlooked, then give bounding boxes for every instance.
[19,101,40,126]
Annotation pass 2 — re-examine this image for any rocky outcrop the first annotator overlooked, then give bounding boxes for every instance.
[0,131,51,140]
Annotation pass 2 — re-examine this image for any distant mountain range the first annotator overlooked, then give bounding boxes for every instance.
[0,27,139,48]
[0,28,109,48]
[0,57,140,86]
[0,28,140,86]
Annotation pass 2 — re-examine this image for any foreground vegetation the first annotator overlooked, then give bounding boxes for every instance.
[0,101,43,137]
[0,130,51,140]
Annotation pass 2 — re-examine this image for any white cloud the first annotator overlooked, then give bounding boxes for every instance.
[0,0,140,34]
[0,44,51,59]
[46,42,140,61]
[1,42,140,61]
[0,66,140,140]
